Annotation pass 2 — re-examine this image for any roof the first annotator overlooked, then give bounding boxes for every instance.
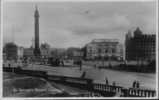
[92,39,119,43]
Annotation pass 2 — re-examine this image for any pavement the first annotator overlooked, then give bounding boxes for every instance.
[3,61,156,90]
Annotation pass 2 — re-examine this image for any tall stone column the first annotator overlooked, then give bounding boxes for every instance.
[34,6,41,57]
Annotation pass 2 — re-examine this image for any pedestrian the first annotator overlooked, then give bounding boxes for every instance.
[136,81,140,88]
[81,71,86,78]
[132,80,136,88]
[105,77,109,85]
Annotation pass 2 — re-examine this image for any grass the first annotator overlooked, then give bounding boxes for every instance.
[13,77,46,89]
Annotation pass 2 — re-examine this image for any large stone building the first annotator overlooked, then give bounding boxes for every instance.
[17,47,24,60]
[66,47,83,60]
[3,42,18,60]
[85,39,124,60]
[125,27,156,61]
[23,48,34,58]
[23,43,51,59]
[3,42,24,61]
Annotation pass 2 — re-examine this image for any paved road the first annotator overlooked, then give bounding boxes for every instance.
[4,62,156,90]
[22,64,156,90]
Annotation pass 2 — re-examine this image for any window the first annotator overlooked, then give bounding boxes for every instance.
[112,48,116,53]
[105,49,108,53]
[98,49,102,53]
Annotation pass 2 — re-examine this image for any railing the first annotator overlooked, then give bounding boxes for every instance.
[93,83,122,92]
[128,88,156,97]
[93,83,156,97]
[93,83,123,96]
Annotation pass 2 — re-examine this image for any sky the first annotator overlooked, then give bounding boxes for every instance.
[3,1,156,48]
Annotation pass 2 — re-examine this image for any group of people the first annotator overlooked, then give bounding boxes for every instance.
[48,58,65,66]
[105,77,116,86]
[132,80,140,88]
[106,78,140,88]
[106,77,141,88]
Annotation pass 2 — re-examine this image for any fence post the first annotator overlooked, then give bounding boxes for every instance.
[122,88,129,97]
[137,89,140,97]
[87,79,93,91]
[152,91,155,97]
[151,91,154,97]
[148,91,150,97]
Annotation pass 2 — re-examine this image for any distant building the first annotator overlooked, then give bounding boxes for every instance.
[85,39,123,60]
[3,42,18,60]
[117,43,124,60]
[66,47,83,60]
[125,27,156,61]
[40,43,51,58]
[3,42,24,61]
[50,48,66,59]
[23,44,52,59]
[40,43,50,49]
[23,48,34,58]
[40,49,51,58]
[17,47,24,60]
[3,52,7,61]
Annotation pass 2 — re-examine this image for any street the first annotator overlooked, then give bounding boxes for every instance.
[5,61,156,90]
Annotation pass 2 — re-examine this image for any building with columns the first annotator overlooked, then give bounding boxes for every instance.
[85,39,124,60]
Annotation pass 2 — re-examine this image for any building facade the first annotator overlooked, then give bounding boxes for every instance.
[3,43,24,61]
[23,47,51,59]
[23,48,34,58]
[3,42,18,60]
[40,49,52,58]
[85,39,123,60]
[17,47,24,59]
[125,27,156,61]
[66,47,83,60]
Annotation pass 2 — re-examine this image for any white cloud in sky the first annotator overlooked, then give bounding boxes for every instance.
[3,1,156,48]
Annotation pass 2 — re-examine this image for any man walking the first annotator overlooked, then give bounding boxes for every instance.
[105,77,109,85]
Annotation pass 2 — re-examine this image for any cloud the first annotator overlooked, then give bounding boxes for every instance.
[3,1,156,48]
[69,14,130,36]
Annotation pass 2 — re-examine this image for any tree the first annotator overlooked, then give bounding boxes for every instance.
[4,42,18,60]
[40,43,50,49]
